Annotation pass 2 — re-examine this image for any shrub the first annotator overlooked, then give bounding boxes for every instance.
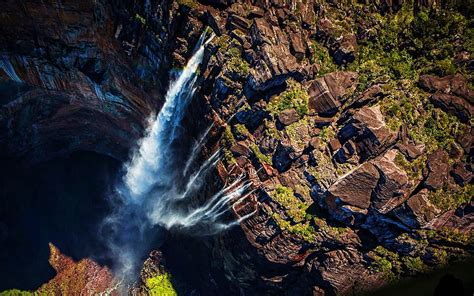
[146,273,177,296]
[266,79,309,117]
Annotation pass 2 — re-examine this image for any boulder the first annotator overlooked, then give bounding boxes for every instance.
[308,71,358,116]
[327,162,380,209]
[277,108,300,126]
[309,248,386,295]
[230,141,251,157]
[334,140,357,164]
[316,18,357,65]
[430,93,473,123]
[347,84,385,109]
[289,31,306,60]
[450,162,472,186]
[419,74,474,102]
[338,106,396,160]
[272,143,296,173]
[328,138,342,154]
[227,14,251,32]
[371,150,410,214]
[248,19,303,91]
[395,142,425,160]
[424,149,449,191]
[393,189,441,228]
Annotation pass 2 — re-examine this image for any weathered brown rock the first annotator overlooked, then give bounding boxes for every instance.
[371,150,410,213]
[309,248,386,295]
[393,189,441,228]
[430,93,473,123]
[338,106,396,160]
[248,18,302,90]
[451,162,472,186]
[327,162,380,209]
[347,84,385,109]
[308,71,358,116]
[277,108,300,126]
[424,149,449,190]
[419,74,474,102]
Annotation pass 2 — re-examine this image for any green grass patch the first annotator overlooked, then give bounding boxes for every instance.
[146,273,178,296]
[267,79,309,117]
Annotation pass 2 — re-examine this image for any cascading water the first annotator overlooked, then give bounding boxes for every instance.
[103,30,255,282]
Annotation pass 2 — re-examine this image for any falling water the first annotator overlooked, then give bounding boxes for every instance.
[104,30,255,280]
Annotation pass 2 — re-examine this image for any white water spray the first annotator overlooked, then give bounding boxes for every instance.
[105,31,255,280]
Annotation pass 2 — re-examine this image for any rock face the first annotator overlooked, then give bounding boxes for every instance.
[36,244,117,295]
[419,74,474,123]
[1,0,473,295]
[393,189,441,228]
[308,71,358,116]
[424,149,450,190]
[337,106,396,161]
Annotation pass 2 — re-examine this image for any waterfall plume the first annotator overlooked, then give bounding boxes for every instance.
[102,30,254,281]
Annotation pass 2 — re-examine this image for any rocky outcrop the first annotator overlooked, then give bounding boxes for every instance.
[337,106,396,161]
[393,189,441,228]
[2,0,473,295]
[423,149,450,191]
[38,244,116,295]
[308,71,358,116]
[419,74,474,123]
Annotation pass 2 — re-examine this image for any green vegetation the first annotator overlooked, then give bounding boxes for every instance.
[285,117,311,151]
[146,273,178,296]
[272,185,307,223]
[250,143,272,165]
[402,256,429,275]
[270,185,318,241]
[318,126,335,144]
[266,79,309,117]
[310,41,338,75]
[272,213,317,242]
[222,125,236,165]
[394,152,426,180]
[263,119,281,140]
[135,13,146,26]
[426,227,474,246]
[0,290,33,296]
[428,184,473,212]
[175,0,198,8]
[227,47,250,77]
[233,123,250,139]
[369,246,401,281]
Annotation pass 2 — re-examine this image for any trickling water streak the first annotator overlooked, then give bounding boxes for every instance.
[183,123,215,177]
[0,56,22,82]
[177,149,221,201]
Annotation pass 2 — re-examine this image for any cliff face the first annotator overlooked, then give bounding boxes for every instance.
[0,0,473,295]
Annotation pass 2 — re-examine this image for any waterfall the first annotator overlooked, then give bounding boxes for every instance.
[104,30,254,280]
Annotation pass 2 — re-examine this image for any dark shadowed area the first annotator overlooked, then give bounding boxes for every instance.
[0,151,119,291]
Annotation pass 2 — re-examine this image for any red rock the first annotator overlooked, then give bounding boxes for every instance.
[451,162,472,186]
[424,149,449,190]
[371,150,410,213]
[393,189,441,228]
[308,71,358,116]
[430,93,473,123]
[277,108,300,126]
[36,243,117,295]
[327,162,380,209]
